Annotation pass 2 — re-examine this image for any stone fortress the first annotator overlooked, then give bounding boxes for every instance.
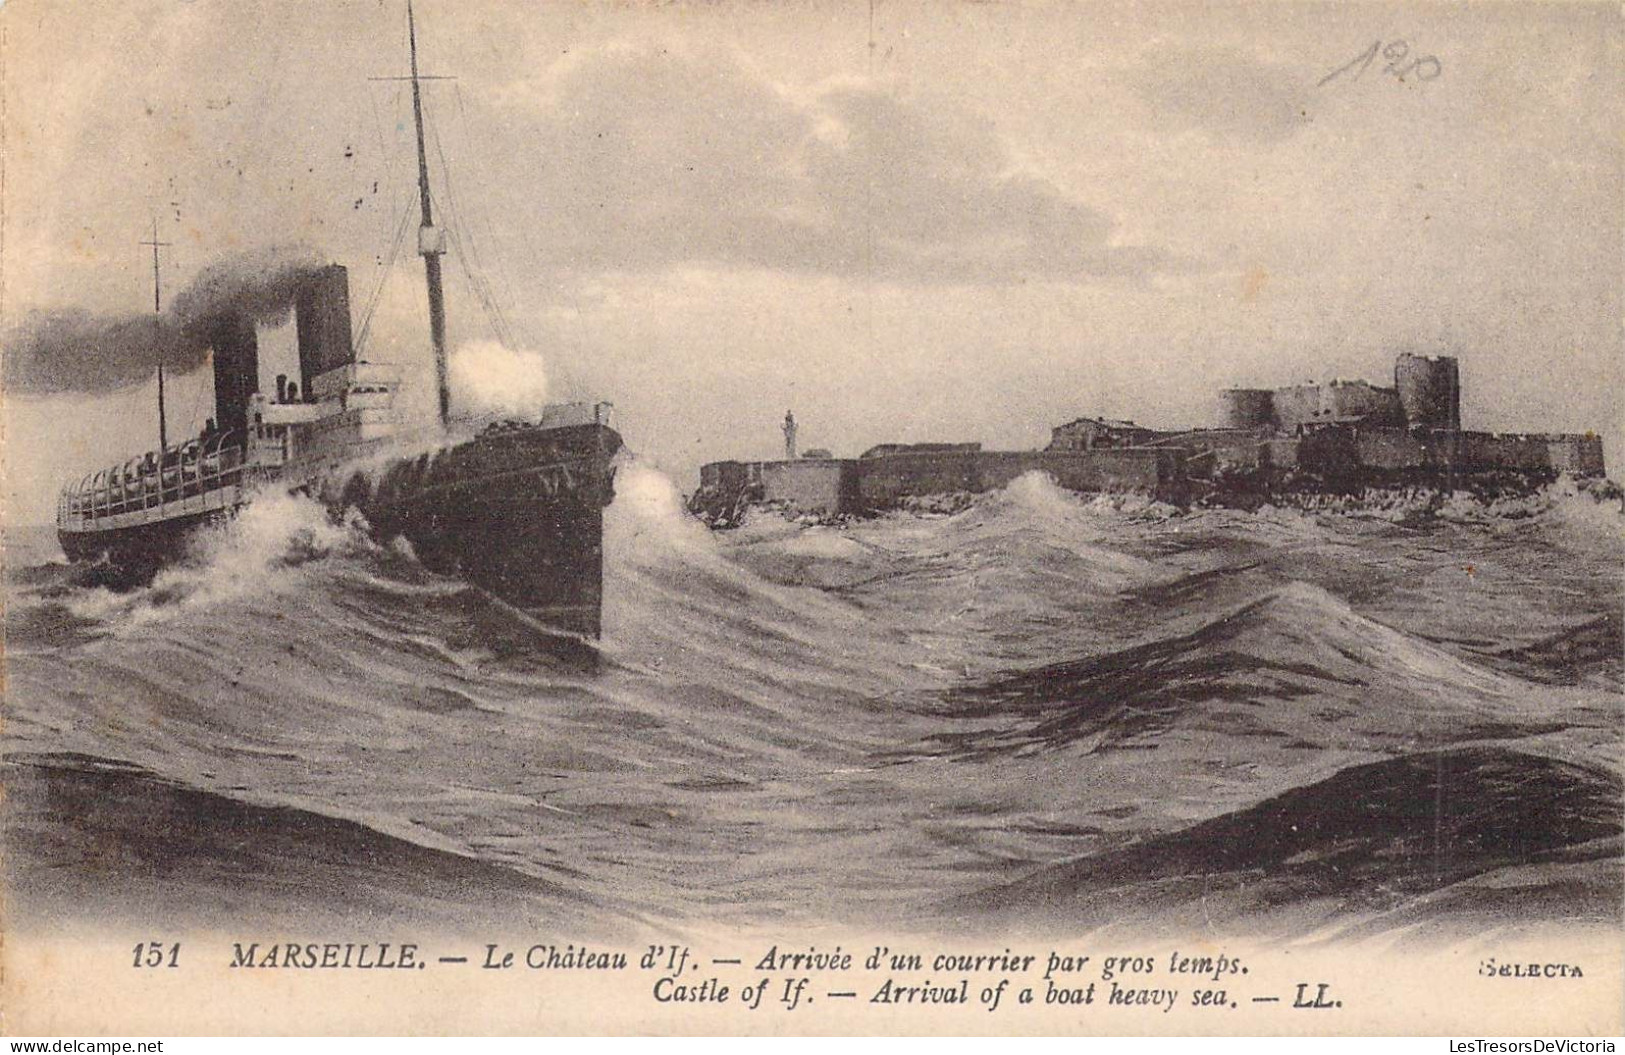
[689,354,1607,523]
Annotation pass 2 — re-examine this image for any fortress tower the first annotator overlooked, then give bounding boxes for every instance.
[1219,388,1275,429]
[1395,354,1461,430]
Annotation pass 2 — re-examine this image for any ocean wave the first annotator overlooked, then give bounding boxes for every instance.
[5,461,1620,935]
[904,581,1570,761]
[954,746,1622,941]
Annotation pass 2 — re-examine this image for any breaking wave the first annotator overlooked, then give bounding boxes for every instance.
[5,468,1621,938]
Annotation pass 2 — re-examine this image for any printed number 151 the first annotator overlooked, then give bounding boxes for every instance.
[132,941,180,968]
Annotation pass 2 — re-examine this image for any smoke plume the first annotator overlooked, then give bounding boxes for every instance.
[4,246,329,394]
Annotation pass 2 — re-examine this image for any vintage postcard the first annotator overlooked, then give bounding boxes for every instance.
[2,0,1621,1038]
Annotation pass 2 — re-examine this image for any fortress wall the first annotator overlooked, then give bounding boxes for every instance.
[1546,435,1606,475]
[1047,424,1090,451]
[1271,385,1323,429]
[861,442,980,459]
[1168,435,1265,471]
[856,450,985,508]
[1356,428,1429,471]
[1157,429,1254,452]
[698,460,752,492]
[695,416,1606,524]
[1124,431,1260,476]
[971,452,1046,492]
[1048,421,1159,451]
[1266,438,1302,468]
[1336,428,1604,478]
[1295,427,1362,476]
[856,448,1181,508]
[1458,432,1603,476]
[1041,449,1182,498]
[1226,443,1264,470]
[1457,432,1552,472]
[759,459,858,514]
[1209,439,1264,470]
[1219,389,1275,429]
[1271,382,1403,429]
[1049,422,1102,451]
[1323,382,1403,424]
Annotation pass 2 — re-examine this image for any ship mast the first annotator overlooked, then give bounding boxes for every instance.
[371,2,458,425]
[140,220,173,451]
[407,0,450,426]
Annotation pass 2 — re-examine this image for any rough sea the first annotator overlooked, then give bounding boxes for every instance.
[6,467,1621,946]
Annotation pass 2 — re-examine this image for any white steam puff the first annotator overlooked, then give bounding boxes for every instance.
[449,340,550,419]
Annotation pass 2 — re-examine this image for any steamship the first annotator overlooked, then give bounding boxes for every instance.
[54,4,622,639]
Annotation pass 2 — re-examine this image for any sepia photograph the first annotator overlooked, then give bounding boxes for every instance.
[2,0,1620,1037]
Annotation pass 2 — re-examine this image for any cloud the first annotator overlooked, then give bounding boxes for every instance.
[1133,48,1311,145]
[477,46,1170,283]
[802,88,1167,280]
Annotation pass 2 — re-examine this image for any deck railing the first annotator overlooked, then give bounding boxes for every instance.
[57,432,245,529]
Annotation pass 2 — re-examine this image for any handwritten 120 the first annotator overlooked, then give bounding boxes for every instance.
[1319,40,1442,87]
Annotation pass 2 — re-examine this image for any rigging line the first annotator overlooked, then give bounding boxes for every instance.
[363,78,418,280]
[446,232,527,371]
[431,118,518,351]
[359,22,417,343]
[359,6,440,368]
[445,229,501,351]
[428,133,506,351]
[354,200,416,359]
[435,88,508,320]
[428,146,497,345]
[365,81,410,212]
[426,108,509,342]
[458,233,519,351]
[353,184,416,361]
[445,226,502,346]
[429,98,528,352]
[435,178,496,340]
[357,200,415,355]
[447,82,588,399]
[448,81,532,347]
[503,204,589,401]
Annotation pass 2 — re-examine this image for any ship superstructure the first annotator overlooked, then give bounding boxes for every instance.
[56,2,621,639]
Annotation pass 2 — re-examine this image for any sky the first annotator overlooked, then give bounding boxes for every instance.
[3,0,1620,523]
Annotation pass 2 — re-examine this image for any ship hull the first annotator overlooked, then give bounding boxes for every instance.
[339,421,622,640]
[57,505,235,588]
[57,421,623,641]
